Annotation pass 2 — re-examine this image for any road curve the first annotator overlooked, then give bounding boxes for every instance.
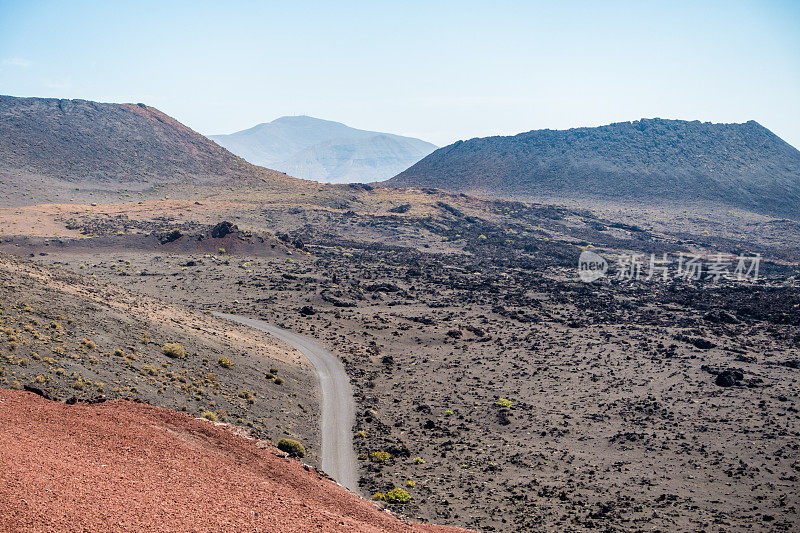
[212,312,358,493]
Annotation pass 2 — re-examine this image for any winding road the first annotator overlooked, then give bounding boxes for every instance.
[212,312,358,493]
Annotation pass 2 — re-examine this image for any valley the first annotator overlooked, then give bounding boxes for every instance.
[1,93,798,531]
[2,186,797,531]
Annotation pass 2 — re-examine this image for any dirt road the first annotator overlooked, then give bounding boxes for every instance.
[213,312,358,493]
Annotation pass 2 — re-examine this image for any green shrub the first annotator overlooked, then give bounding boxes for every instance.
[142,365,159,376]
[217,357,233,368]
[495,398,513,409]
[273,377,283,385]
[370,451,391,463]
[412,456,425,465]
[277,438,306,458]
[162,343,186,359]
[384,487,411,504]
[200,410,219,422]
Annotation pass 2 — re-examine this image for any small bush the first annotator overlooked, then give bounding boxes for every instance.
[277,438,306,458]
[269,367,278,375]
[495,398,513,409]
[217,357,233,368]
[412,456,425,465]
[201,410,219,422]
[273,377,283,385]
[370,451,391,463]
[384,487,411,504]
[162,343,186,359]
[81,338,97,350]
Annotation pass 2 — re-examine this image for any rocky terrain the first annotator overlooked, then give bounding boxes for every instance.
[0,252,321,461]
[2,187,797,531]
[0,388,466,532]
[210,115,436,183]
[1,100,798,531]
[387,118,800,217]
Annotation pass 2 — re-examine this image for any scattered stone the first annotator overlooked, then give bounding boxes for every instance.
[211,221,238,238]
[23,384,53,400]
[158,229,182,244]
[715,369,744,387]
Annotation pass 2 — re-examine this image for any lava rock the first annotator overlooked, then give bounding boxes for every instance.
[715,369,744,387]
[158,229,182,244]
[23,384,53,400]
[704,309,740,324]
[211,221,238,238]
[691,337,716,350]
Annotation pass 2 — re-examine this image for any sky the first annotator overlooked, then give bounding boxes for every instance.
[0,0,798,148]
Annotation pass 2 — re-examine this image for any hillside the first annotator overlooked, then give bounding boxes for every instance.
[387,118,800,217]
[0,389,464,532]
[210,115,436,183]
[0,252,320,454]
[0,95,299,206]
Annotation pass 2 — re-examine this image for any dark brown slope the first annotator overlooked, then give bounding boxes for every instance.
[386,118,800,217]
[0,389,466,533]
[0,95,296,192]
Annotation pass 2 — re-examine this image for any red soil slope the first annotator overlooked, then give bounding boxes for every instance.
[0,390,466,533]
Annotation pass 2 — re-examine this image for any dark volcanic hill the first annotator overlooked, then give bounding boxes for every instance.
[387,119,800,217]
[0,95,294,203]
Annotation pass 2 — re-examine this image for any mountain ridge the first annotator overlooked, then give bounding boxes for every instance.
[210,115,437,183]
[0,94,305,205]
[386,118,800,217]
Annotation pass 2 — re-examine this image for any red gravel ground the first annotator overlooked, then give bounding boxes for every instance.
[0,389,467,532]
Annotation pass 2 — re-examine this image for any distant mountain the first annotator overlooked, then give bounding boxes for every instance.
[0,95,292,190]
[386,119,800,217]
[210,116,437,183]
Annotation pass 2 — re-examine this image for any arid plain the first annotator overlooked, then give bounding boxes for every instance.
[1,183,797,531]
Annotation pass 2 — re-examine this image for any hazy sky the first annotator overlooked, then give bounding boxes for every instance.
[1,0,798,148]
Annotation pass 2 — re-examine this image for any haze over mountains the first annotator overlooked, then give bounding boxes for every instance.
[3,95,799,218]
[210,116,437,184]
[387,118,800,217]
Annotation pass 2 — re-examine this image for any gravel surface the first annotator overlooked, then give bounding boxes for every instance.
[0,389,466,533]
[214,312,358,493]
